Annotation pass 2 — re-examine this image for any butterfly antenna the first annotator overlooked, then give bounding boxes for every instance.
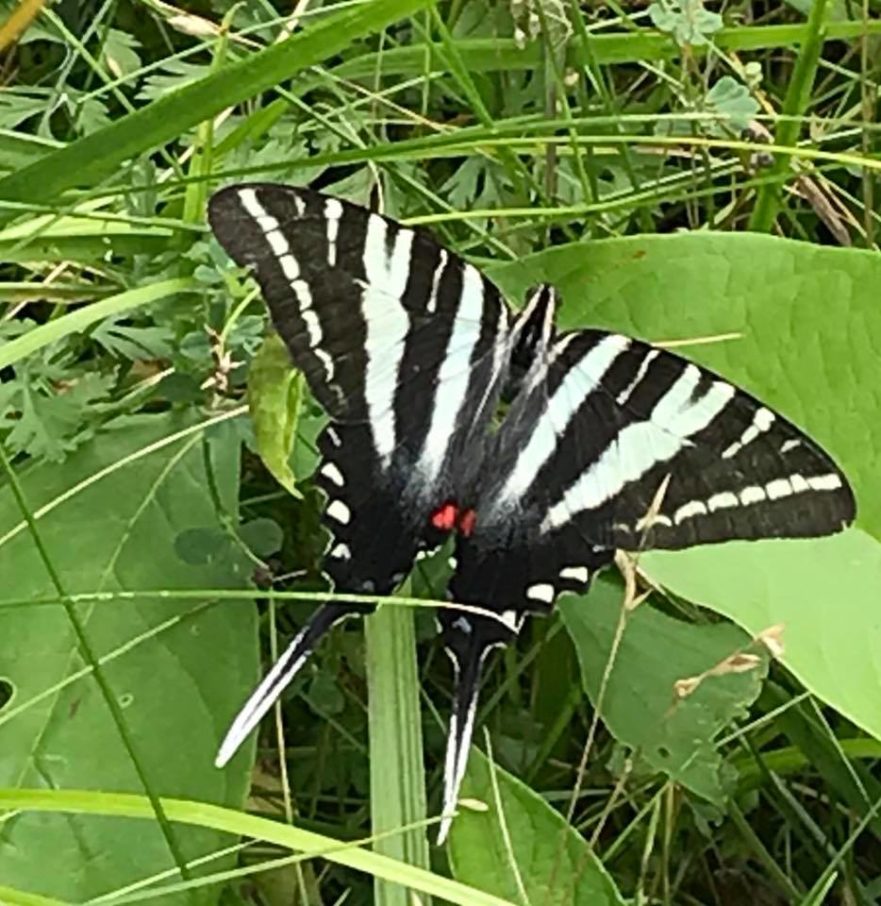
[437,618,498,844]
[215,602,353,768]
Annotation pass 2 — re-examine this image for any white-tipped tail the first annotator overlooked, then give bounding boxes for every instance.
[436,633,495,845]
[215,603,351,768]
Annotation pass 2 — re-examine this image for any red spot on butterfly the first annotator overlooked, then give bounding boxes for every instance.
[429,502,478,537]
[430,501,459,532]
[458,508,477,537]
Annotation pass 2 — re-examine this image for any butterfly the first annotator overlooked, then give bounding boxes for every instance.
[208,183,855,842]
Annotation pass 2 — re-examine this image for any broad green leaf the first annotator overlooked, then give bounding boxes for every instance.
[561,578,767,803]
[643,530,881,741]
[448,750,626,906]
[247,333,303,498]
[488,232,880,540]
[490,232,881,747]
[0,411,257,901]
[0,788,514,906]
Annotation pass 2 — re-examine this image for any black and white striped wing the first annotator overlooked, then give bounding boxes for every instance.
[209,182,521,579]
[208,184,511,440]
[435,326,854,833]
[455,327,855,613]
[208,184,514,766]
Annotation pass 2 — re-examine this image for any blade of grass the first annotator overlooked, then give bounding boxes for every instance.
[206,128,881,196]
[211,20,881,170]
[0,885,66,906]
[365,587,431,906]
[748,0,831,231]
[331,22,881,82]
[0,788,513,906]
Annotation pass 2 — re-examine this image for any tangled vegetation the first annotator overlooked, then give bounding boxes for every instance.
[0,1,879,904]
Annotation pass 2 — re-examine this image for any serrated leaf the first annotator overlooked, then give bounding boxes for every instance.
[102,28,142,79]
[247,332,303,499]
[0,89,51,130]
[561,578,767,803]
[448,749,626,905]
[91,320,174,360]
[137,60,214,103]
[3,371,115,461]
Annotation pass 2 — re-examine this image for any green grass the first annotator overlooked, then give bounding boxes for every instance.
[0,0,879,904]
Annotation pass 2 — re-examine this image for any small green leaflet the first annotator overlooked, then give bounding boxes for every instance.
[247,331,304,498]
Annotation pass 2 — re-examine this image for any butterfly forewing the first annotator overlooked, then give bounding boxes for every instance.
[457,327,854,613]
[209,184,512,491]
[538,330,855,548]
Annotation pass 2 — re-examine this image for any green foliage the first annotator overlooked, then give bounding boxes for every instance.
[247,333,304,499]
[648,0,724,45]
[704,76,761,135]
[0,0,878,903]
[562,578,768,804]
[0,344,114,460]
[449,750,627,904]
[644,530,881,741]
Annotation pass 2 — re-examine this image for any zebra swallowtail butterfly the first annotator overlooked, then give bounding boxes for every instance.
[208,183,855,843]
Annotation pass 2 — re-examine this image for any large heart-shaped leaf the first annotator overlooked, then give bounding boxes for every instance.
[489,232,881,745]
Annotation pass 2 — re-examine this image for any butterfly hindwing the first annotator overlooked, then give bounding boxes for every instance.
[316,421,422,592]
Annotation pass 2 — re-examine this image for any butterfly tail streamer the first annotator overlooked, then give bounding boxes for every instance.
[437,619,501,844]
[215,601,355,767]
